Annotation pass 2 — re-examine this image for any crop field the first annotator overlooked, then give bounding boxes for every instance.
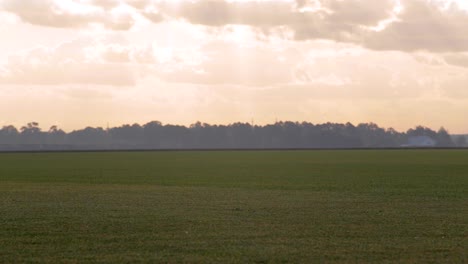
[0,150,467,263]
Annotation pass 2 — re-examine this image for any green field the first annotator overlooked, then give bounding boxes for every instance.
[0,150,467,263]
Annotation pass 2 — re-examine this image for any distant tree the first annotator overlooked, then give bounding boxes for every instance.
[455,136,467,147]
[357,123,389,147]
[46,126,66,144]
[68,127,108,145]
[21,122,40,134]
[143,121,163,147]
[229,122,255,148]
[0,120,459,150]
[161,124,189,148]
[435,127,454,147]
[109,124,144,145]
[20,122,43,144]
[407,126,436,138]
[0,125,19,144]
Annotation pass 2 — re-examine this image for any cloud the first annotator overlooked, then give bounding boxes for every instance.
[412,53,446,66]
[0,39,135,86]
[60,86,114,100]
[157,0,395,28]
[86,0,121,10]
[0,0,135,30]
[87,43,158,64]
[156,40,295,86]
[152,37,428,98]
[153,37,468,103]
[150,0,468,52]
[322,0,396,26]
[3,0,468,53]
[444,53,468,68]
[141,10,164,23]
[365,0,468,52]
[153,0,393,45]
[160,1,294,27]
[101,47,132,63]
[440,73,468,98]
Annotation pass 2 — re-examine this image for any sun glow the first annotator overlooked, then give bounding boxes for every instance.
[452,0,468,10]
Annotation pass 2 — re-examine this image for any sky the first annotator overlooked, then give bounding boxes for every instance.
[1,0,468,133]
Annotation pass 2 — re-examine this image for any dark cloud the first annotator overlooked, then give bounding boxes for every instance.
[444,54,468,68]
[153,0,468,52]
[1,0,135,30]
[323,0,395,26]
[365,0,468,52]
[141,10,164,23]
[2,0,468,52]
[160,1,294,27]
[88,0,120,10]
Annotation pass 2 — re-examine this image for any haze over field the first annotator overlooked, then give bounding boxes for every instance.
[1,0,468,133]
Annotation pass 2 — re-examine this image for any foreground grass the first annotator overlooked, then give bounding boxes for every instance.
[0,150,467,263]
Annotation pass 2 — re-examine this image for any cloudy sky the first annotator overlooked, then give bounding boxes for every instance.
[1,0,468,133]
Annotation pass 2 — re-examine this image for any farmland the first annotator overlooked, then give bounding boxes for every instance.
[0,150,467,263]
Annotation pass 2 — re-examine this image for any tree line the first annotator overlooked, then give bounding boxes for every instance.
[0,121,462,151]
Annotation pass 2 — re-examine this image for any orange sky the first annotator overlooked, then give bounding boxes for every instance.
[1,0,468,133]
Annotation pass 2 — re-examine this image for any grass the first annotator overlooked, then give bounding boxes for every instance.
[0,150,467,263]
